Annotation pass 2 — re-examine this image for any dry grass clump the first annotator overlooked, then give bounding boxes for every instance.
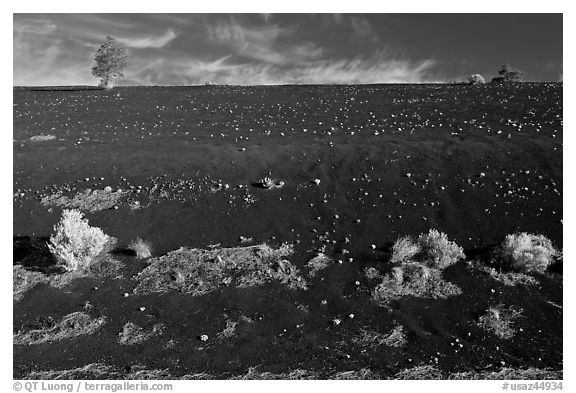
[353,323,407,348]
[29,134,56,142]
[500,233,560,273]
[477,305,523,339]
[14,312,106,345]
[470,262,538,286]
[332,369,380,380]
[382,324,408,347]
[372,262,462,305]
[13,265,47,302]
[48,209,115,272]
[390,236,421,265]
[118,322,164,345]
[217,320,239,339]
[134,243,307,296]
[363,267,381,280]
[393,365,444,380]
[306,252,332,277]
[232,367,317,380]
[129,238,153,259]
[449,367,562,380]
[23,363,118,380]
[41,188,126,212]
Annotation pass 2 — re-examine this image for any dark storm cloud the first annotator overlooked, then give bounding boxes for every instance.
[13,13,562,85]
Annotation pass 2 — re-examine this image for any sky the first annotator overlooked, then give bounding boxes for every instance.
[13,13,563,85]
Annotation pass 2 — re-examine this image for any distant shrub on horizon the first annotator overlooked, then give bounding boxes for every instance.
[491,64,526,83]
[500,232,559,273]
[48,209,113,271]
[468,74,486,85]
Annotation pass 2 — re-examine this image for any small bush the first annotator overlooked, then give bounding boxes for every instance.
[372,261,462,305]
[500,233,559,273]
[48,209,113,271]
[118,322,164,345]
[129,238,153,259]
[258,176,284,190]
[306,253,332,277]
[477,305,522,339]
[417,229,465,269]
[468,74,486,85]
[390,236,421,265]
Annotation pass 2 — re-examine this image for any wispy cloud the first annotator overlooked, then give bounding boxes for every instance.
[206,17,294,64]
[13,18,57,35]
[118,29,178,49]
[123,51,439,86]
[14,14,446,86]
[260,13,273,23]
[350,16,378,41]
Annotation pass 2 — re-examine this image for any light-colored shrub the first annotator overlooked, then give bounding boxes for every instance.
[477,305,522,339]
[129,238,152,259]
[48,209,112,271]
[390,236,421,265]
[372,261,462,305]
[468,74,486,85]
[417,229,465,269]
[500,233,559,273]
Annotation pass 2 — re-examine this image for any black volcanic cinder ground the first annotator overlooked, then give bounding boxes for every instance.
[13,84,563,379]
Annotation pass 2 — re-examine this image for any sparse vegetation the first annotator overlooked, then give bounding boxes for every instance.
[500,232,560,273]
[217,320,238,339]
[353,323,407,348]
[470,261,539,286]
[118,322,164,345]
[332,369,379,380]
[382,324,408,347]
[41,188,127,212]
[449,368,562,380]
[390,236,421,265]
[14,312,106,345]
[363,267,381,280]
[394,365,444,380]
[134,243,307,296]
[306,252,332,277]
[13,265,47,302]
[22,363,561,380]
[48,209,115,272]
[477,305,523,339]
[129,238,153,259]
